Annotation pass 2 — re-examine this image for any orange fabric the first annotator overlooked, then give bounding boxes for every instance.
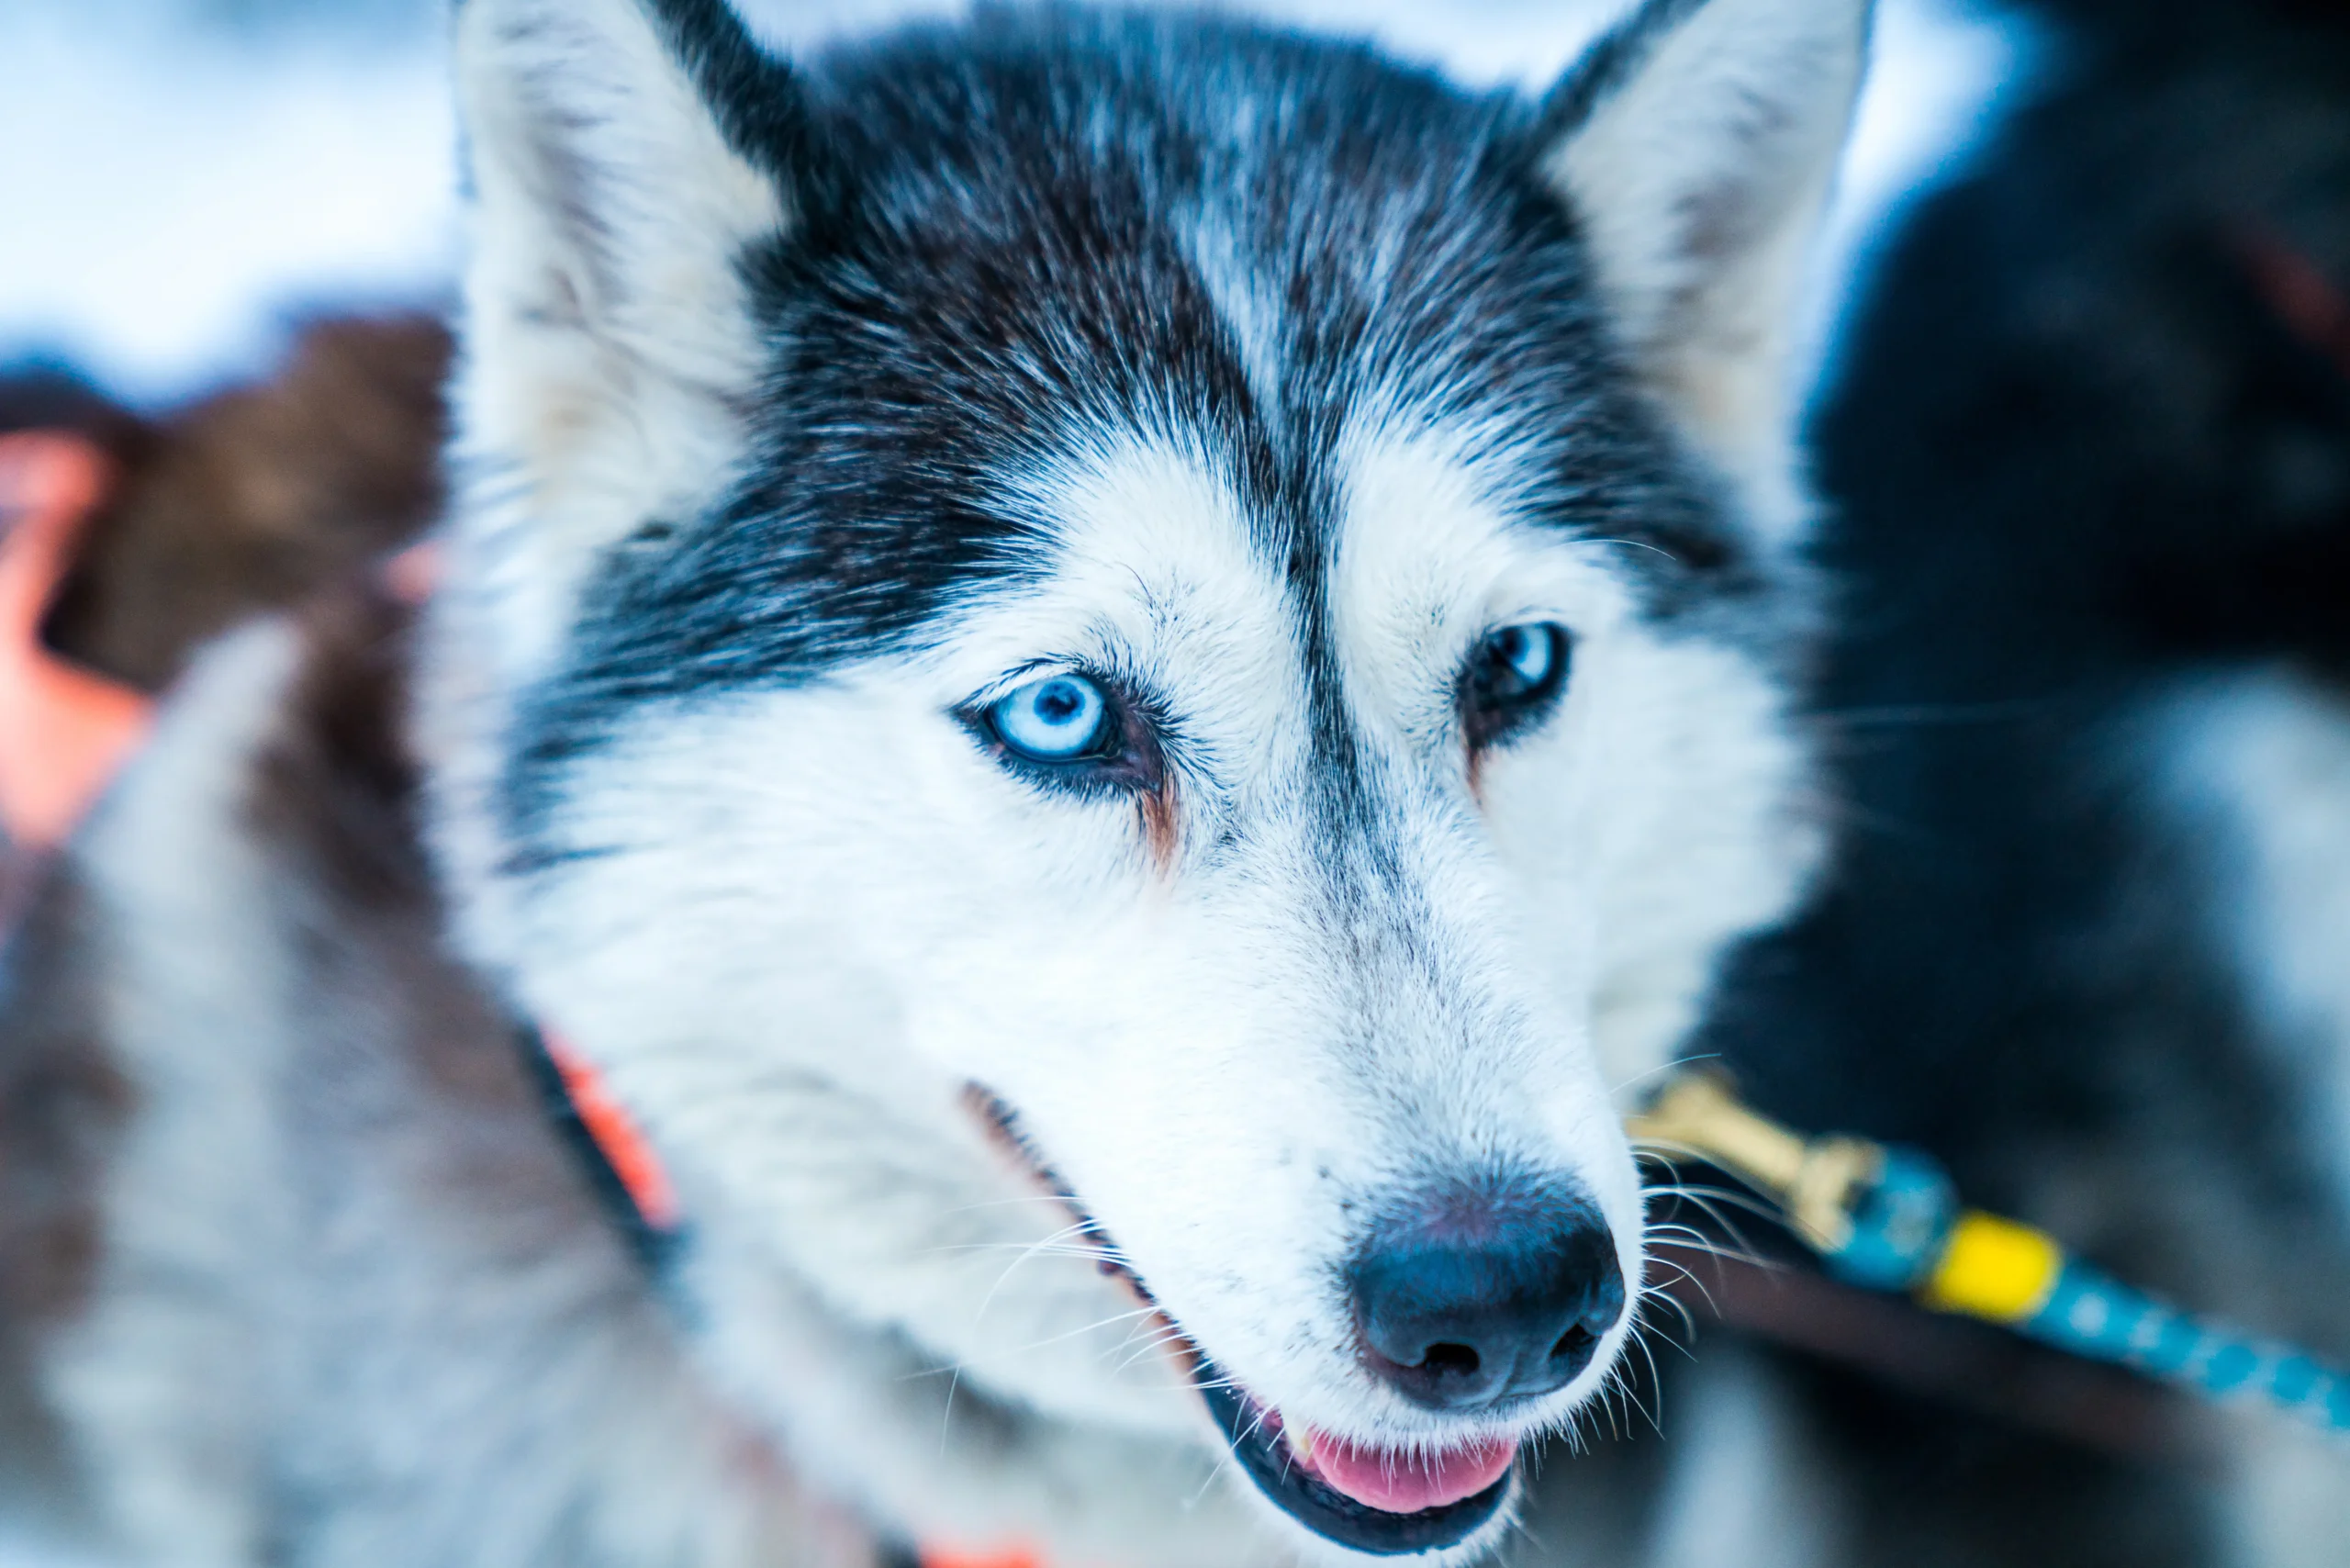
[0,432,154,852]
[919,1549,1046,1568]
[539,1026,683,1232]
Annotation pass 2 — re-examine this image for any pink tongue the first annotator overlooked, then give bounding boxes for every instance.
[1304,1429,1516,1514]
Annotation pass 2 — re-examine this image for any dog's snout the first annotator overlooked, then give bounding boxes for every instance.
[1350,1191,1624,1412]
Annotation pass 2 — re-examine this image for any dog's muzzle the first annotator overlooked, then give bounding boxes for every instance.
[968,1090,1626,1554]
[1192,1186,1622,1554]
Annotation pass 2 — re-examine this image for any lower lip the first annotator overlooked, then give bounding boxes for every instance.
[1196,1372,1517,1556]
[1291,1425,1517,1515]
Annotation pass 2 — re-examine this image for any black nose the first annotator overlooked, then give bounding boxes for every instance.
[1350,1188,1625,1412]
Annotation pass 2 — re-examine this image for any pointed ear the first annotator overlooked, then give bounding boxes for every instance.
[449,0,800,671]
[1539,0,1871,524]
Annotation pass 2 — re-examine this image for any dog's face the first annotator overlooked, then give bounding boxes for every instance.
[424,0,1860,1560]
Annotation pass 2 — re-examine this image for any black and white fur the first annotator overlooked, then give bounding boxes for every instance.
[0,1,1870,1562]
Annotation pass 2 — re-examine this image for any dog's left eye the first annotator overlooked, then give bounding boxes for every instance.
[987,674,1113,762]
[1460,622,1572,749]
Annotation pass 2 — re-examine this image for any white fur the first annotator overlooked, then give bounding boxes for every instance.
[2221,1405,2350,1568]
[43,622,306,1566]
[1639,1344,1845,1568]
[2154,670,2350,1214]
[2140,670,2350,1568]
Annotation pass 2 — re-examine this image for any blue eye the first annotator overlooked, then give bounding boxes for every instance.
[1488,623,1560,694]
[1462,622,1571,749]
[989,673,1112,762]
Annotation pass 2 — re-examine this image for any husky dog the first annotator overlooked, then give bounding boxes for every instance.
[1695,0,2350,1562]
[0,0,1867,1562]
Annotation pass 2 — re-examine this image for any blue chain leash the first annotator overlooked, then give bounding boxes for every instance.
[1629,1072,2350,1438]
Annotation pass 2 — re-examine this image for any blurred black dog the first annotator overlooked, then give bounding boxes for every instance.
[1685,0,2350,1563]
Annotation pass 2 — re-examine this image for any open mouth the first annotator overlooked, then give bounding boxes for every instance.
[966,1088,1520,1555]
[1197,1366,1518,1555]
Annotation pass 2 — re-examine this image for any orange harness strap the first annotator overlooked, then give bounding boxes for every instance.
[0,432,154,854]
[533,1025,685,1236]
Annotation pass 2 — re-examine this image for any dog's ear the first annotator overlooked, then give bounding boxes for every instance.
[1539,0,1870,526]
[450,0,803,674]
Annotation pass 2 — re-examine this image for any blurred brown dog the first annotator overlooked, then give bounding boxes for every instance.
[0,313,451,694]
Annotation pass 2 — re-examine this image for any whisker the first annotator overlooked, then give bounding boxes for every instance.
[998,1305,1163,1357]
[1190,1444,1239,1507]
[1568,534,1682,564]
[1640,1179,1783,1226]
[1642,1220,1774,1271]
[1623,1331,1666,1435]
[938,1361,963,1457]
[1640,1185,1774,1260]
[1637,1272,1703,1338]
[961,1222,1113,1357]
[1612,1050,1722,1099]
[1113,1324,1195,1375]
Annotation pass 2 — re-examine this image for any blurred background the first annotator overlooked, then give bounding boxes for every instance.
[0,0,2029,410]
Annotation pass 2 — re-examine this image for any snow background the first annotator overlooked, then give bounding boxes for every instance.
[0,0,2034,1562]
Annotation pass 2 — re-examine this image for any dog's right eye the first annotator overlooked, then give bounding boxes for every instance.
[986,674,1113,763]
